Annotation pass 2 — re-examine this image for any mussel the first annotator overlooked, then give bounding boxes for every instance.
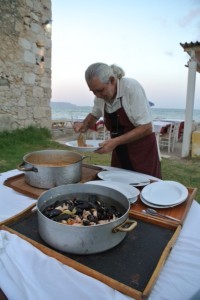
[42,195,122,226]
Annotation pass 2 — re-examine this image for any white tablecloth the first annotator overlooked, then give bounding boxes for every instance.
[153,121,172,133]
[0,169,200,300]
[157,119,184,124]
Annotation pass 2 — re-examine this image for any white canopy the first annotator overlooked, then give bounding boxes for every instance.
[180,41,200,157]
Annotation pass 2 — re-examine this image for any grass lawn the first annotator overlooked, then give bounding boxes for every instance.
[0,126,199,202]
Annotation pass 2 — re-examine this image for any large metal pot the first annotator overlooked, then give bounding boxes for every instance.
[18,150,84,189]
[37,184,137,254]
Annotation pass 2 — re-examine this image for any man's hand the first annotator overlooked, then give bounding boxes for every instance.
[94,139,118,154]
[73,122,85,133]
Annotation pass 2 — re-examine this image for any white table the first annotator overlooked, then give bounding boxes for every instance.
[154,119,185,142]
[157,118,184,123]
[0,169,200,300]
[153,121,172,133]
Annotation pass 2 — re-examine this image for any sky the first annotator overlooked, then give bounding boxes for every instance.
[51,0,200,109]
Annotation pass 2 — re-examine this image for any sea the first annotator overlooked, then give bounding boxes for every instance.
[51,102,200,123]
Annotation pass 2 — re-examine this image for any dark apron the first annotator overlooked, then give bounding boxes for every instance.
[104,100,161,178]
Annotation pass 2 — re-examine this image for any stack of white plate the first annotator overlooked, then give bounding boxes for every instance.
[140,181,188,208]
[84,180,140,204]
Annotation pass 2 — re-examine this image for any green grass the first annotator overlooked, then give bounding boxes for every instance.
[161,157,200,202]
[0,126,199,202]
[0,126,68,172]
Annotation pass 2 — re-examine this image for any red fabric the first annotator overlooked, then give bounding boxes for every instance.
[178,122,184,140]
[104,104,162,179]
[90,120,104,131]
[160,124,170,134]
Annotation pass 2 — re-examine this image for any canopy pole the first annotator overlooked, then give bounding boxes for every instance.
[181,55,197,157]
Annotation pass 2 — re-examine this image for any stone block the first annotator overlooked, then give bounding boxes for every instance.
[24,73,36,85]
[30,12,40,22]
[19,38,31,50]
[0,114,16,132]
[33,86,44,97]
[24,51,35,64]
[31,23,41,33]
[0,0,52,131]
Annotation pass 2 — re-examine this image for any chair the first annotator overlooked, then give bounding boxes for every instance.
[91,119,110,140]
[97,127,110,140]
[159,123,180,153]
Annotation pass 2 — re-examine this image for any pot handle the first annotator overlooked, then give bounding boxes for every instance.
[17,162,38,172]
[112,218,137,233]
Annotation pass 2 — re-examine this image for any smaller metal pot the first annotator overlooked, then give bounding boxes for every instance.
[18,149,85,189]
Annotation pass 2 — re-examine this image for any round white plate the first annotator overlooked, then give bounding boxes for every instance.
[85,180,140,204]
[66,140,103,152]
[97,170,150,187]
[141,181,188,206]
[140,194,186,209]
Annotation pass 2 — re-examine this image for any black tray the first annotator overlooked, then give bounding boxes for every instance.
[2,210,179,299]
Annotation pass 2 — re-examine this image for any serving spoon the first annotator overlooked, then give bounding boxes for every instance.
[142,208,180,222]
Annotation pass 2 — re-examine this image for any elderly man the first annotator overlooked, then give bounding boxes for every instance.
[74,62,161,178]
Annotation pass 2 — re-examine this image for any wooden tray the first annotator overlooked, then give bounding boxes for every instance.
[4,166,197,227]
[3,164,103,199]
[0,205,181,300]
[130,187,197,226]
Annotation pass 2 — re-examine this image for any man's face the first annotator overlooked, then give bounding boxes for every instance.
[87,76,117,101]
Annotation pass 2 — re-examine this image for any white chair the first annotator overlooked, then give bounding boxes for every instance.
[95,126,110,140]
[91,119,110,140]
[159,123,180,153]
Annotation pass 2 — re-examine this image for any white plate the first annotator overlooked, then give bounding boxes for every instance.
[85,180,140,204]
[141,181,188,206]
[97,170,150,187]
[66,140,103,152]
[140,194,186,209]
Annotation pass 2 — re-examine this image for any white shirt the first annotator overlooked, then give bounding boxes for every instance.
[91,77,153,127]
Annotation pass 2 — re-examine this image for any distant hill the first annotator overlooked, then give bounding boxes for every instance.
[51,101,92,110]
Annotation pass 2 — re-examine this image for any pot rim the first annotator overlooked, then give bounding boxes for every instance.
[22,149,84,166]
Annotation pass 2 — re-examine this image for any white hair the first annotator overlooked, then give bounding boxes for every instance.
[85,62,125,83]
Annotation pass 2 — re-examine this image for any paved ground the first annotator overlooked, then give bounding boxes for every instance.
[160,141,183,160]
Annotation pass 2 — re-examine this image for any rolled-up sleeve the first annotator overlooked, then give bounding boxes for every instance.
[91,98,104,120]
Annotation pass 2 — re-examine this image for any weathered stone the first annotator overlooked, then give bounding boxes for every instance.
[18,96,26,107]
[15,21,24,33]
[25,0,34,9]
[36,39,45,47]
[19,38,31,50]
[0,78,9,86]
[0,114,17,132]
[24,50,35,64]
[41,77,51,88]
[33,86,44,97]
[0,0,52,132]
[30,22,41,33]
[23,72,36,85]
[23,16,31,26]
[30,12,40,22]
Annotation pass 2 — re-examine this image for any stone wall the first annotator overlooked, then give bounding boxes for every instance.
[0,0,52,131]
